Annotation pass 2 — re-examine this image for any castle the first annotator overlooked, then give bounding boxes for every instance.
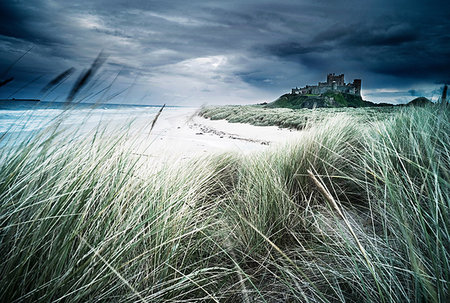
[291,73,362,96]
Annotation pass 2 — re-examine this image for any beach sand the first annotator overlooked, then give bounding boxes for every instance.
[128,107,302,165]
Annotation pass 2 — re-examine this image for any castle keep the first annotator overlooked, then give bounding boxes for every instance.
[292,73,362,96]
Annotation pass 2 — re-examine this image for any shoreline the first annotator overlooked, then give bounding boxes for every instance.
[134,107,304,162]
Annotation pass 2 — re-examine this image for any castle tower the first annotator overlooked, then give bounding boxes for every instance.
[326,73,334,85]
[442,84,447,104]
[353,79,362,95]
[336,74,345,86]
[327,73,345,86]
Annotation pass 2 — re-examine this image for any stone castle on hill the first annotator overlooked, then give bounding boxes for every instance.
[291,73,362,96]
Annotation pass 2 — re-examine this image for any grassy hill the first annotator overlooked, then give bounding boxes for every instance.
[406,97,433,106]
[268,91,377,109]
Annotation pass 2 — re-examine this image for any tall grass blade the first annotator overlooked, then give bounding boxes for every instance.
[66,52,107,104]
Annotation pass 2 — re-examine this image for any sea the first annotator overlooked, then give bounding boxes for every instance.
[0,100,168,146]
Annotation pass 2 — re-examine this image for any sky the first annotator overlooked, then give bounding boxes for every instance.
[0,0,449,106]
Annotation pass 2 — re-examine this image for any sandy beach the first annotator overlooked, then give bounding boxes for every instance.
[131,107,302,163]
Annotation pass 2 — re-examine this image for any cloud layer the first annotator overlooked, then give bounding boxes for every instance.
[0,0,449,104]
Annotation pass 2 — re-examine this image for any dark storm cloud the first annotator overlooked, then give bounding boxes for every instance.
[265,13,450,84]
[0,2,38,41]
[0,0,449,104]
[0,2,63,46]
[266,43,326,57]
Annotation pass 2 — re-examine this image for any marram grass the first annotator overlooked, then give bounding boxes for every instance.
[0,106,448,302]
[200,105,395,129]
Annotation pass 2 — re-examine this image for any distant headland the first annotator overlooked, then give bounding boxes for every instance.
[266,73,435,109]
[0,98,41,102]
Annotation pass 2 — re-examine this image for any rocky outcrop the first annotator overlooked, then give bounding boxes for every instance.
[267,92,373,109]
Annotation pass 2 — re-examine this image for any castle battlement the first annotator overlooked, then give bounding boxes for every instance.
[292,73,361,96]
